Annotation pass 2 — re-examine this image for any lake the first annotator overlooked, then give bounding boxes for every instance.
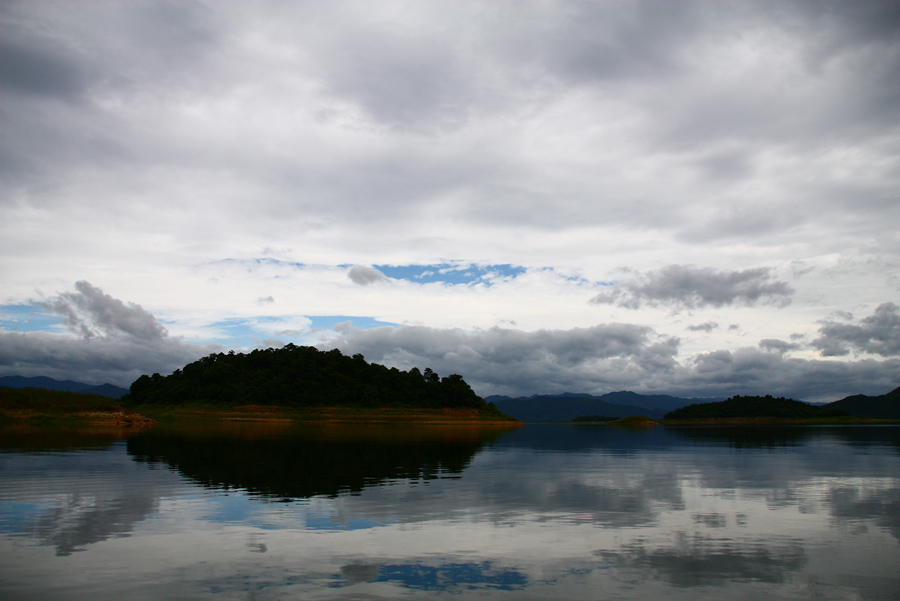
[1,422,898,600]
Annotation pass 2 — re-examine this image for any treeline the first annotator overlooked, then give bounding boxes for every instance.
[125,344,495,411]
[664,395,849,420]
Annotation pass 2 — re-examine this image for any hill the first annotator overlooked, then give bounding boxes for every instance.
[124,344,511,419]
[664,395,849,420]
[486,391,721,423]
[0,376,129,399]
[823,386,900,419]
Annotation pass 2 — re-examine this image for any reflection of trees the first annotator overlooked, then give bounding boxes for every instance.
[127,424,506,500]
[595,534,807,587]
[0,424,139,452]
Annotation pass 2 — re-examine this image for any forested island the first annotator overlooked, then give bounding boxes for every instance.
[663,394,851,423]
[123,344,514,423]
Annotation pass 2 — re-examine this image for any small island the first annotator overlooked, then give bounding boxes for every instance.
[122,344,516,424]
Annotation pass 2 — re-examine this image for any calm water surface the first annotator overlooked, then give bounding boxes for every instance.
[1,422,898,600]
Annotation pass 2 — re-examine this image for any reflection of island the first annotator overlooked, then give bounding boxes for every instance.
[0,423,142,453]
[667,425,900,451]
[127,423,508,499]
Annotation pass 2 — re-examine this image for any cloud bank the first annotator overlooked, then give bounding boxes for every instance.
[0,282,211,386]
[1,283,897,402]
[812,303,900,357]
[591,266,794,310]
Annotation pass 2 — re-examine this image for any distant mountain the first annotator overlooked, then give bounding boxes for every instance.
[823,386,900,419]
[485,391,720,423]
[0,376,129,399]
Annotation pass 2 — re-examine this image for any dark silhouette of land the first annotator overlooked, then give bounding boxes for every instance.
[822,386,900,419]
[123,345,513,422]
[664,395,849,420]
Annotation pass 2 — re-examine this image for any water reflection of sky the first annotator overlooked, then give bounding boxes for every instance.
[0,425,898,600]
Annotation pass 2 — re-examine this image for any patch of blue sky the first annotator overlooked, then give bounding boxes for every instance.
[308,316,398,330]
[206,315,397,348]
[375,263,527,286]
[211,257,307,270]
[304,514,387,531]
[0,303,64,333]
[0,501,53,533]
[205,318,269,347]
[199,492,257,524]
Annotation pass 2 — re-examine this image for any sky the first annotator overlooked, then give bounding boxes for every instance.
[1,0,898,402]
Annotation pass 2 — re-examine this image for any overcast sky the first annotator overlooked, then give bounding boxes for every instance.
[2,0,898,401]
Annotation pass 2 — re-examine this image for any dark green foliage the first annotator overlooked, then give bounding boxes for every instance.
[664,395,849,420]
[124,344,489,410]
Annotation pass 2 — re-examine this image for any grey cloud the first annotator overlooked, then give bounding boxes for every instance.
[323,322,898,402]
[591,265,794,310]
[0,38,87,101]
[41,281,167,342]
[323,322,680,396]
[1,282,212,386]
[3,0,898,246]
[687,322,719,333]
[680,347,899,402]
[347,265,391,286]
[758,339,802,354]
[812,302,900,357]
[257,296,275,304]
[0,330,209,388]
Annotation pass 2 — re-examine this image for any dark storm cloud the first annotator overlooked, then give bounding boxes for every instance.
[812,302,900,357]
[324,323,898,401]
[0,38,87,100]
[325,322,680,396]
[0,330,208,387]
[42,281,167,341]
[591,265,793,310]
[0,282,211,386]
[347,265,392,286]
[679,347,899,402]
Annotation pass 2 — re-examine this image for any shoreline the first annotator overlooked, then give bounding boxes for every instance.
[125,405,521,425]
